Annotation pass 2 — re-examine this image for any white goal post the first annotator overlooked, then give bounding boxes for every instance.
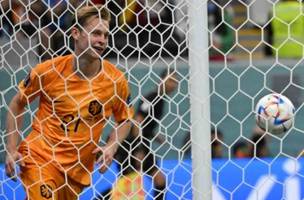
[188,0,212,200]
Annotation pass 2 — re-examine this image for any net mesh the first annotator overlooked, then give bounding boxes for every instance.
[1,0,304,199]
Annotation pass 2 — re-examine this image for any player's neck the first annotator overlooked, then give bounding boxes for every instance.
[73,56,101,79]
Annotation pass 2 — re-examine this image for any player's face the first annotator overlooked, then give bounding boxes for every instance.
[73,16,109,59]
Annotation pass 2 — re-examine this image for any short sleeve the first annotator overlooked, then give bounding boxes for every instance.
[18,67,42,104]
[112,76,134,123]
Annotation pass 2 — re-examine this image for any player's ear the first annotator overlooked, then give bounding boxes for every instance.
[71,27,80,40]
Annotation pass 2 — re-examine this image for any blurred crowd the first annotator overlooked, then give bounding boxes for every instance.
[2,0,304,61]
[0,0,234,61]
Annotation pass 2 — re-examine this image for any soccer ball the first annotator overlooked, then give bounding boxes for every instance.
[255,93,295,135]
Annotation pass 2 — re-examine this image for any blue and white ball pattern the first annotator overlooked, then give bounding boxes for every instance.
[255,93,295,135]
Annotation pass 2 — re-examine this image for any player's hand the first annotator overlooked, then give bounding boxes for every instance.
[92,144,117,173]
[5,150,24,181]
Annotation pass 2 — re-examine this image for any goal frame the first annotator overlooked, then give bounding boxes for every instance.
[188,1,212,200]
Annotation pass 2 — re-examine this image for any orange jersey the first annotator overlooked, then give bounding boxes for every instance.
[18,54,134,185]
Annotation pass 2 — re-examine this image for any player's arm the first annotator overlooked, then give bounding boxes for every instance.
[107,120,132,150]
[93,73,134,173]
[93,120,132,173]
[130,114,144,137]
[5,65,42,180]
[5,92,27,180]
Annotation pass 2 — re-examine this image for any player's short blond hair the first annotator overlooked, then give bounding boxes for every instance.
[72,4,111,29]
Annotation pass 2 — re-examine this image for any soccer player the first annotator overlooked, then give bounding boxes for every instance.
[5,5,133,200]
[115,69,179,200]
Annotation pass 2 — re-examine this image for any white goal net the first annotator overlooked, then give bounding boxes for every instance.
[1,0,304,200]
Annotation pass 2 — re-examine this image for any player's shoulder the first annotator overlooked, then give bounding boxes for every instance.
[102,59,126,82]
[33,54,72,75]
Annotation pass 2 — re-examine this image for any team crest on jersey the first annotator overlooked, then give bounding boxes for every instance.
[23,69,32,87]
[88,100,103,116]
[40,184,52,199]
